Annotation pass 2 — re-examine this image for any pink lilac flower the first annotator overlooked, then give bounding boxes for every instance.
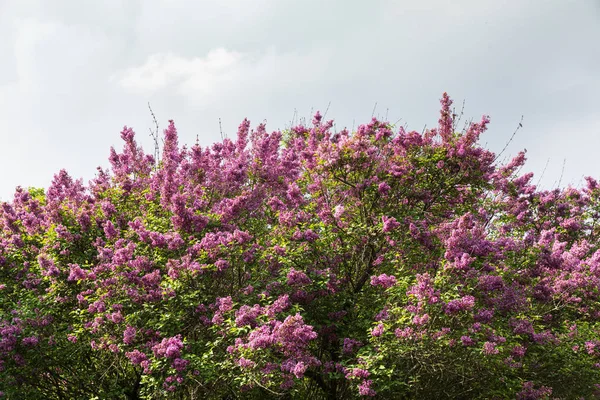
[511,345,526,358]
[482,341,499,355]
[333,205,345,219]
[125,349,147,365]
[516,381,552,400]
[291,361,307,378]
[374,307,389,321]
[67,264,87,281]
[152,335,184,359]
[358,379,376,396]
[461,336,475,346]
[346,368,370,379]
[343,338,363,354]
[444,295,475,314]
[382,216,400,233]
[412,314,430,326]
[235,304,262,327]
[266,294,291,318]
[217,296,233,313]
[21,336,38,347]
[287,269,312,286]
[371,324,384,337]
[237,357,256,369]
[395,327,413,339]
[370,274,397,289]
[378,182,390,195]
[586,341,596,355]
[474,309,494,323]
[123,326,136,345]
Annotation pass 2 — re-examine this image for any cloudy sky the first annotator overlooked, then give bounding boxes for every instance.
[0,0,598,201]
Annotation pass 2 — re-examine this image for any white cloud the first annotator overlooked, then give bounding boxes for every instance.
[115,46,334,106]
[116,48,244,94]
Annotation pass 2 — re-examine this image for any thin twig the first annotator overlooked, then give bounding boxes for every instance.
[452,99,466,132]
[494,115,524,163]
[557,158,566,188]
[323,101,331,120]
[535,158,550,187]
[461,118,470,134]
[219,118,224,140]
[251,379,284,396]
[147,102,160,165]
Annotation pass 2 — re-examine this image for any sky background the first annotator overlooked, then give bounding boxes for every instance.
[0,0,599,201]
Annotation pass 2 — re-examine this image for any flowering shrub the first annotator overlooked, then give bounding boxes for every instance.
[1,93,600,398]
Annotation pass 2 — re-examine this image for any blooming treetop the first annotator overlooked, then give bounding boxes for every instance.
[1,94,600,399]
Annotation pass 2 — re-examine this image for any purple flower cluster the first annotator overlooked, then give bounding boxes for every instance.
[444,295,476,315]
[370,273,397,289]
[152,335,183,359]
[286,268,312,286]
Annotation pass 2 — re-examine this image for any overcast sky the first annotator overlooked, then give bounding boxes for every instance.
[0,0,599,201]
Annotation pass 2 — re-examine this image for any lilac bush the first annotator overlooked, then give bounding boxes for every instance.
[1,93,600,398]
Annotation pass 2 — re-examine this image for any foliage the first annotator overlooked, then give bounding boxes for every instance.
[1,94,600,399]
